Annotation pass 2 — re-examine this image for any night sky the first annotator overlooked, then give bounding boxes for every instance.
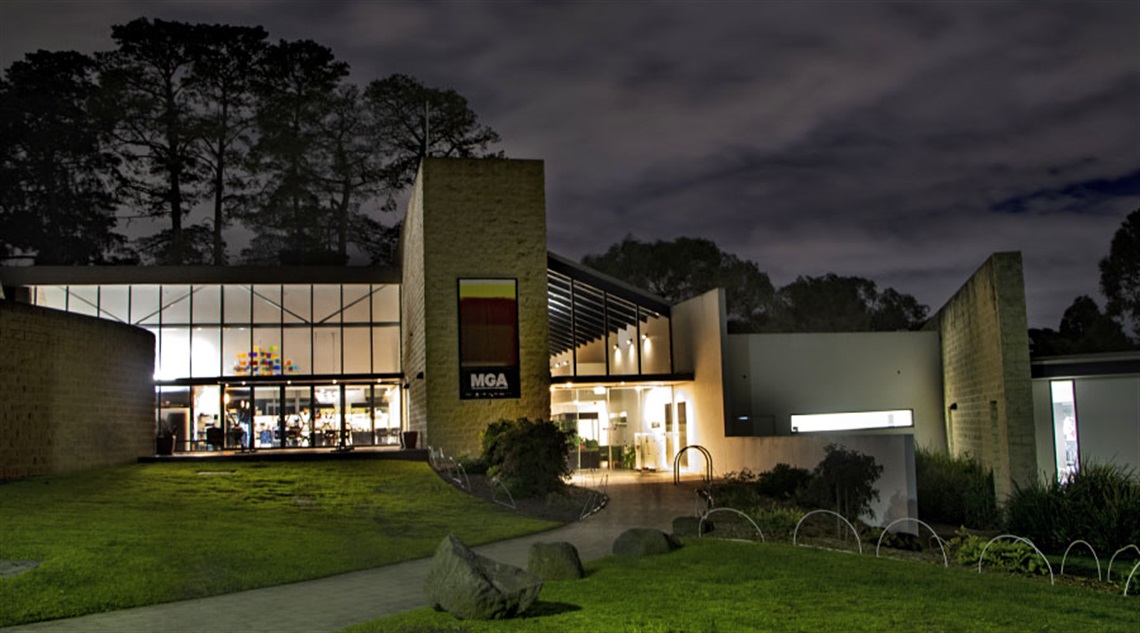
[2,0,1137,328]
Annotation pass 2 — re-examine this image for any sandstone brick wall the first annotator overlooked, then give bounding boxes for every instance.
[925,252,1035,499]
[401,158,551,456]
[1,300,155,481]
[401,165,429,439]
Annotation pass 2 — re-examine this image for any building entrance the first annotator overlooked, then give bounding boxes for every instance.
[551,383,691,472]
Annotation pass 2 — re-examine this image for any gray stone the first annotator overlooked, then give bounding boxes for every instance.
[672,515,712,538]
[612,528,681,557]
[424,534,543,620]
[528,541,584,580]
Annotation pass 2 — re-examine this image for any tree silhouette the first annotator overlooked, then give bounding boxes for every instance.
[1099,209,1140,339]
[0,51,125,264]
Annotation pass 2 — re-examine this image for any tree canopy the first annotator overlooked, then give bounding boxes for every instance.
[1029,295,1135,356]
[581,236,929,333]
[0,50,124,264]
[581,236,775,331]
[1,17,502,266]
[1099,208,1140,339]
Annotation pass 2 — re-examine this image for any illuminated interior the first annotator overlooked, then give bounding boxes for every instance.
[1050,380,1079,482]
[790,410,914,433]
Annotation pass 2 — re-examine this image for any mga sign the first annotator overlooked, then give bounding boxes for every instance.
[460,366,520,399]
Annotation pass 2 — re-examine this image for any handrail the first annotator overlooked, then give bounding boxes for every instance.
[793,509,863,554]
[673,445,713,486]
[699,507,765,542]
[875,518,948,567]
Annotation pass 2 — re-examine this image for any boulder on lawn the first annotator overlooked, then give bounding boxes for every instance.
[424,534,543,620]
[612,527,681,557]
[528,541,584,580]
[672,515,713,538]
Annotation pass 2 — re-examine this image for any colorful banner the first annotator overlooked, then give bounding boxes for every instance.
[458,279,520,399]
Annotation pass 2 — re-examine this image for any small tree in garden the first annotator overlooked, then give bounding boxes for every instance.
[479,418,571,499]
[799,444,883,523]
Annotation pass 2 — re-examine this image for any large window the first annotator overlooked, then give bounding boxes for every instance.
[31,282,401,382]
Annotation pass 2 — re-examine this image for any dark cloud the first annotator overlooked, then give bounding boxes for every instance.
[2,0,1137,328]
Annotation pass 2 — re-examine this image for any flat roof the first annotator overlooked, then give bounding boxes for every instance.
[0,265,401,286]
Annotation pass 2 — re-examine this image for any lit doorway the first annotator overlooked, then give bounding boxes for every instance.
[1050,380,1079,482]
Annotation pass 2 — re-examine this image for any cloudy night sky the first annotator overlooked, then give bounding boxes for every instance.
[2,0,1137,329]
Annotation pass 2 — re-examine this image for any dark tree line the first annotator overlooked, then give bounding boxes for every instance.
[1030,208,1140,355]
[583,210,1139,343]
[582,235,929,333]
[0,17,501,265]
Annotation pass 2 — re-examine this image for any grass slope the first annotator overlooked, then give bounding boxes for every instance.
[350,539,1140,632]
[0,461,557,626]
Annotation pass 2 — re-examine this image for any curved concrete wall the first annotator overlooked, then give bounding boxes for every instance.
[1,301,155,481]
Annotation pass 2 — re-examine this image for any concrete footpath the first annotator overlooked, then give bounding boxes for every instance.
[2,472,702,633]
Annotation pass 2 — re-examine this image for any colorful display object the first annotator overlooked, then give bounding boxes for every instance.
[233,346,299,376]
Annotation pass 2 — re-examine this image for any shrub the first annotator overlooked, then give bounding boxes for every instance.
[949,529,1049,576]
[1006,460,1140,553]
[797,444,882,523]
[755,463,812,501]
[746,505,803,541]
[714,469,761,509]
[479,418,571,499]
[915,446,1001,529]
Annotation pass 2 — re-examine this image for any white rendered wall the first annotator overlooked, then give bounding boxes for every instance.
[670,291,917,528]
[725,331,945,450]
[1034,375,1140,482]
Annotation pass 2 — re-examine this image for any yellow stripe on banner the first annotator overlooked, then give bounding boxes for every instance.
[459,279,515,300]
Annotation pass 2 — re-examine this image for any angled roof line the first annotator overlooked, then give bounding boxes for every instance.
[547,252,671,315]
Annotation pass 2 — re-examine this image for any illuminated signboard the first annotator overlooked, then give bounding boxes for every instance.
[457,278,520,399]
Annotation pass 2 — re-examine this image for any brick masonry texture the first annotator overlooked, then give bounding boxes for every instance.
[1,300,155,481]
[401,158,551,457]
[924,252,1035,499]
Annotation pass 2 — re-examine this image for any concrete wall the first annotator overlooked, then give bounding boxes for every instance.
[1,301,155,481]
[400,158,550,457]
[670,289,728,477]
[670,290,917,528]
[925,252,1035,500]
[725,331,944,448]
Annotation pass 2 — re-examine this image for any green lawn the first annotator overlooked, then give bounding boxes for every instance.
[348,539,1140,633]
[0,460,557,627]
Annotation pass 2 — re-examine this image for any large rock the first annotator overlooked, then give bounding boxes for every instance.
[528,541,584,580]
[424,534,543,620]
[672,515,714,538]
[612,528,681,557]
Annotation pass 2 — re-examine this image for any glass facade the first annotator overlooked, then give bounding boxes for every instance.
[31,282,403,453]
[551,384,690,472]
[547,267,673,379]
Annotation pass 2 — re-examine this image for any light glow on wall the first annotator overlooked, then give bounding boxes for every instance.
[790,410,913,433]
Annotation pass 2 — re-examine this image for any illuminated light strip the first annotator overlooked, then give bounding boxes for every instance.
[790,410,914,433]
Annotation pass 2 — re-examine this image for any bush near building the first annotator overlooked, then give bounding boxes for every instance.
[1005,460,1140,554]
[915,446,1002,529]
[479,418,572,498]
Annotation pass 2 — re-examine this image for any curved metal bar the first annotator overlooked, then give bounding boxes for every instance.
[976,535,1054,586]
[1124,560,1139,596]
[490,477,516,509]
[1059,540,1101,580]
[874,518,948,568]
[793,509,862,554]
[453,461,470,491]
[1107,544,1140,582]
[698,507,765,542]
[673,445,713,486]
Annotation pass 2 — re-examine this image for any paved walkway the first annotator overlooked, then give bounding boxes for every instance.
[2,472,704,633]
